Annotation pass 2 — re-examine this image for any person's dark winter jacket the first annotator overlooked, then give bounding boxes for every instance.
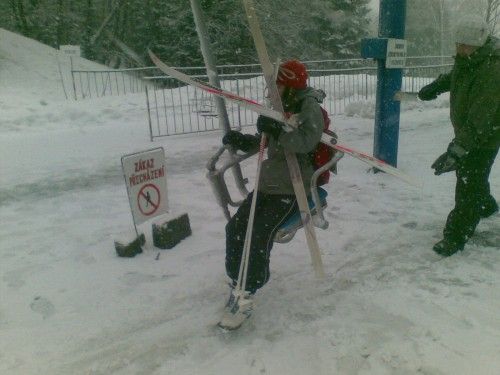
[451,37,500,150]
[420,35,499,256]
[420,37,500,150]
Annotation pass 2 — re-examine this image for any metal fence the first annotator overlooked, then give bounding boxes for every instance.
[70,57,454,138]
[144,57,453,138]
[70,67,153,99]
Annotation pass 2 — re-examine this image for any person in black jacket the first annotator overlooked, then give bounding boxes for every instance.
[418,15,499,256]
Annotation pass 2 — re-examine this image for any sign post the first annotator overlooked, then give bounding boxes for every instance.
[59,45,81,58]
[116,147,190,256]
[114,147,168,257]
[60,45,81,100]
[361,0,407,167]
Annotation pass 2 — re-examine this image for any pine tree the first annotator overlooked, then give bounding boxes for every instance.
[3,0,372,67]
[405,0,453,56]
[253,0,371,61]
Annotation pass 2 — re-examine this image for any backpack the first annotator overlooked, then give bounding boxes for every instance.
[311,107,335,186]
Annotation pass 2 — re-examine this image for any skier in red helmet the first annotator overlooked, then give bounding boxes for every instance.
[219,59,328,328]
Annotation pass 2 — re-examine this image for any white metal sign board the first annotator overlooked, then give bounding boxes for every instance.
[121,147,168,225]
[59,45,81,57]
[386,39,407,69]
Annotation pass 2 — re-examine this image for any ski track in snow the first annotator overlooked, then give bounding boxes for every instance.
[2,107,498,374]
[1,104,499,375]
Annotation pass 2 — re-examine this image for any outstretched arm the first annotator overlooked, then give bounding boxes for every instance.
[418,73,451,101]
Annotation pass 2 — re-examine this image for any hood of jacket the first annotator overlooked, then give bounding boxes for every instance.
[295,87,326,104]
[282,87,326,112]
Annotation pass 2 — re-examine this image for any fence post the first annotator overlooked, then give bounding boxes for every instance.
[236,79,242,131]
[145,86,154,142]
[70,56,77,100]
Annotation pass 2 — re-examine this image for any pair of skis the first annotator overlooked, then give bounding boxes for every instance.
[149,51,421,187]
[148,51,420,187]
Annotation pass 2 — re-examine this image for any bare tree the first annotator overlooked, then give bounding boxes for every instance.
[405,0,454,56]
[485,0,499,34]
[449,0,499,35]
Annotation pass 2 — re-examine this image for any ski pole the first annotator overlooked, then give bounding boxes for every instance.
[236,133,268,293]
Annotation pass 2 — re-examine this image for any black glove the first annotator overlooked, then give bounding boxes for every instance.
[222,130,259,152]
[431,140,468,175]
[418,85,439,101]
[256,116,283,140]
[418,74,450,101]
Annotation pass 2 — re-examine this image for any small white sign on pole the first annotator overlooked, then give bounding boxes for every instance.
[121,147,168,226]
[386,38,407,69]
[59,45,81,57]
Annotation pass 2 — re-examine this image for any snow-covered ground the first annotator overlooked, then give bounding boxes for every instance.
[1,28,499,375]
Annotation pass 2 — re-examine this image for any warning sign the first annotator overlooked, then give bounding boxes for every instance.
[59,45,81,57]
[121,148,168,225]
[138,184,161,216]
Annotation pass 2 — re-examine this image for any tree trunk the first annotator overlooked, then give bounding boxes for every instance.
[10,0,30,36]
[485,0,499,30]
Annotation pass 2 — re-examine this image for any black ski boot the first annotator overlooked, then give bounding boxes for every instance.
[433,238,465,257]
[480,199,499,218]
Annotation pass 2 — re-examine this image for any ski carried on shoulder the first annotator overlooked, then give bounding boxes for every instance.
[148,50,284,122]
[218,0,326,332]
[148,51,420,187]
[241,0,325,278]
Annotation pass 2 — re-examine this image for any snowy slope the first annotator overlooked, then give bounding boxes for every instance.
[0,28,113,104]
[0,29,499,375]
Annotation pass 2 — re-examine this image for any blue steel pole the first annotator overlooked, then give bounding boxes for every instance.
[373,0,407,167]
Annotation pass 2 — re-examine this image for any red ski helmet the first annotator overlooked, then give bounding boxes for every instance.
[276,60,308,89]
